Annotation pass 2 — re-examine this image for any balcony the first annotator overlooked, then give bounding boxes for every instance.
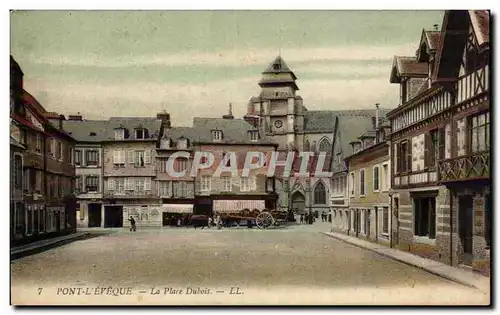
[393,170,438,188]
[438,151,490,183]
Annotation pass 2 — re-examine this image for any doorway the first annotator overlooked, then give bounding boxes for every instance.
[104,206,123,228]
[88,203,102,228]
[291,191,305,214]
[458,195,474,266]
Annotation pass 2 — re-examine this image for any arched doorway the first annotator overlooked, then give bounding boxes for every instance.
[291,191,306,214]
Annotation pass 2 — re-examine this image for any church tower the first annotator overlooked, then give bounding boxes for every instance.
[244,56,305,151]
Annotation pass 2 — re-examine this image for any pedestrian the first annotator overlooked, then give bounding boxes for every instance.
[128,216,136,232]
[208,216,213,228]
[216,213,222,230]
[177,217,181,227]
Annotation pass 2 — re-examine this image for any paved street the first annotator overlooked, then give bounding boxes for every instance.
[11,222,489,305]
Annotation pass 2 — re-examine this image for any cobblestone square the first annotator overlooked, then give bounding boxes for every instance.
[11,223,489,305]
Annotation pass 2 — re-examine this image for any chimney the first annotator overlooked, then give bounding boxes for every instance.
[433,24,439,31]
[375,103,380,129]
[58,114,66,130]
[222,103,234,120]
[157,110,171,128]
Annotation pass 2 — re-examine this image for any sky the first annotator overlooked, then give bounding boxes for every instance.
[10,10,444,126]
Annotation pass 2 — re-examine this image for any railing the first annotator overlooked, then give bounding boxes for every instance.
[456,65,489,105]
[438,151,490,183]
[393,169,438,187]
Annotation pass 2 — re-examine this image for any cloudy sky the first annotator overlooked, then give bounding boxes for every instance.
[10,10,443,126]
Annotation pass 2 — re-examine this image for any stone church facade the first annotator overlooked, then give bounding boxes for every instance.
[243,56,385,218]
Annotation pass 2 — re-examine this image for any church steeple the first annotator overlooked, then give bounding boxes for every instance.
[262,55,297,80]
[259,56,299,91]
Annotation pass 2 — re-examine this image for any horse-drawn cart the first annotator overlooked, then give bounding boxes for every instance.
[217,208,288,229]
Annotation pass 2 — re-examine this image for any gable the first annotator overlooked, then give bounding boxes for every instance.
[434,10,489,81]
[26,108,45,131]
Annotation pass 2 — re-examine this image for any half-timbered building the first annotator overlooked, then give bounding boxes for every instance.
[387,10,490,273]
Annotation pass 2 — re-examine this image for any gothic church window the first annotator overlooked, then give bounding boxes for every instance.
[314,181,327,205]
[318,138,331,152]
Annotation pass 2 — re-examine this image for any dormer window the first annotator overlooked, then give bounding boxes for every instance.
[249,130,259,141]
[89,132,96,137]
[178,137,188,149]
[212,130,223,141]
[135,128,148,140]
[273,63,281,71]
[114,129,125,140]
[160,138,171,149]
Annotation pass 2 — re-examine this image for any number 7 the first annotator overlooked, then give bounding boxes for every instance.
[38,288,43,295]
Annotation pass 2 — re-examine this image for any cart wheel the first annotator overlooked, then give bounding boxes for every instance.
[256,212,274,229]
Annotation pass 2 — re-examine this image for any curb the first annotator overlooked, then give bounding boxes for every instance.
[11,233,90,260]
[321,232,489,293]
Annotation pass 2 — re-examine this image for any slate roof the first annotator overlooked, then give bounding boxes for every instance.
[329,109,392,174]
[63,117,162,142]
[425,31,442,50]
[192,117,277,145]
[62,120,110,142]
[395,56,428,76]
[262,56,297,80]
[163,126,199,144]
[469,10,490,47]
[303,109,390,133]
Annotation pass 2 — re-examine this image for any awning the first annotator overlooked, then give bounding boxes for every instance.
[161,204,194,214]
[213,200,265,213]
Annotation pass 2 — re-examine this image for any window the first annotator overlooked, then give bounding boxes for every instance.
[115,129,125,140]
[158,181,171,197]
[424,129,439,169]
[75,150,82,166]
[113,150,126,165]
[314,181,327,204]
[273,63,281,71]
[75,176,82,194]
[13,155,22,189]
[318,138,331,152]
[35,170,42,193]
[373,166,380,192]
[175,158,188,173]
[414,196,436,239]
[135,128,144,139]
[381,163,389,191]
[115,178,125,194]
[161,138,171,149]
[135,177,151,194]
[398,141,411,173]
[469,112,490,153]
[359,169,366,196]
[178,138,188,149]
[213,130,223,141]
[135,150,145,167]
[240,177,251,192]
[85,176,99,193]
[201,176,211,192]
[55,141,62,160]
[35,134,42,153]
[49,138,55,157]
[350,172,355,196]
[382,207,389,234]
[222,176,232,191]
[249,131,259,141]
[86,150,99,166]
[70,148,74,165]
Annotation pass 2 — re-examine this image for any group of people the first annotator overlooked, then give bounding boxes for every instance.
[320,213,330,222]
[298,213,315,224]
